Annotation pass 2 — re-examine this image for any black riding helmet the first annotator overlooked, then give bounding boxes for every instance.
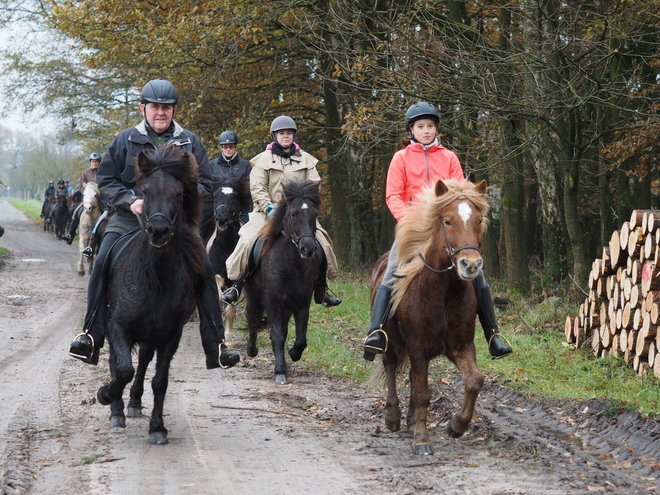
[405,102,440,133]
[218,130,238,145]
[140,79,179,104]
[57,180,65,186]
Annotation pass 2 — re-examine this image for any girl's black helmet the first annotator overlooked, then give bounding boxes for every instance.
[140,79,178,104]
[405,102,440,132]
[218,130,238,145]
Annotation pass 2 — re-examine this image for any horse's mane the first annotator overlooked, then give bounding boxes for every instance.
[261,180,321,252]
[83,182,100,202]
[134,144,201,227]
[391,179,490,310]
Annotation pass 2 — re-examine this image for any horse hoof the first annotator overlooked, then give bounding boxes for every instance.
[385,419,401,432]
[274,374,288,385]
[446,424,465,439]
[413,443,434,456]
[150,432,168,445]
[126,406,143,418]
[247,345,258,358]
[287,345,302,362]
[78,271,84,277]
[97,387,113,406]
[110,415,126,428]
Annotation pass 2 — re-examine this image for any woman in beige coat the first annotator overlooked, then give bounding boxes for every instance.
[223,115,341,307]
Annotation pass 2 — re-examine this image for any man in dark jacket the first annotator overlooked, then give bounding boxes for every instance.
[68,78,239,370]
[41,181,55,219]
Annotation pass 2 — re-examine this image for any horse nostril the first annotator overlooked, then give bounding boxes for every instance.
[476,258,483,271]
[459,258,470,270]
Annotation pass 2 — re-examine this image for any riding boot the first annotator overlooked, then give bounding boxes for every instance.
[313,247,342,307]
[363,285,392,361]
[199,254,240,369]
[221,279,243,305]
[66,208,82,245]
[474,272,513,359]
[69,232,118,365]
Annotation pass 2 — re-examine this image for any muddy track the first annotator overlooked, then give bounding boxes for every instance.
[1,199,659,495]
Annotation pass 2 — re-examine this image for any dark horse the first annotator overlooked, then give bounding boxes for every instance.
[243,180,321,384]
[371,179,489,455]
[41,196,55,232]
[52,194,70,240]
[207,169,251,337]
[95,145,206,445]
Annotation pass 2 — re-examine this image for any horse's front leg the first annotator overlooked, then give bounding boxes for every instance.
[77,251,85,277]
[269,307,289,385]
[127,344,155,418]
[149,330,182,445]
[446,344,484,438]
[383,346,401,432]
[245,296,262,358]
[288,306,309,362]
[97,326,134,407]
[409,358,433,455]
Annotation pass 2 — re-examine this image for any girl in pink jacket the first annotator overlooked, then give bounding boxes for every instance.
[363,102,512,361]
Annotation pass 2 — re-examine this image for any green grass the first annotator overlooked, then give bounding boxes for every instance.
[248,275,660,417]
[7,198,43,221]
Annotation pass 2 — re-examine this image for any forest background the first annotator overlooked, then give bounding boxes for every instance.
[0,0,659,293]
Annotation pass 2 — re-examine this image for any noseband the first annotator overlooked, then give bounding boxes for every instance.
[283,213,316,250]
[137,201,180,245]
[419,218,481,274]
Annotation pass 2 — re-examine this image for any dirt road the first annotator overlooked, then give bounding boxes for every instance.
[0,199,659,495]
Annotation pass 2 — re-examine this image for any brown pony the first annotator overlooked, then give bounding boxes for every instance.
[370,178,489,455]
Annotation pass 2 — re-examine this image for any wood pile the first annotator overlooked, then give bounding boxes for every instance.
[569,209,660,378]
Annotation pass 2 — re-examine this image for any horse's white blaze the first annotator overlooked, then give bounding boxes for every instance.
[301,202,309,209]
[221,186,234,195]
[458,202,472,225]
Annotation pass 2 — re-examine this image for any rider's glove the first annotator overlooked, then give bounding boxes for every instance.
[265,204,276,217]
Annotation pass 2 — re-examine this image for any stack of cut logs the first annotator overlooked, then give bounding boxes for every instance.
[567,209,660,378]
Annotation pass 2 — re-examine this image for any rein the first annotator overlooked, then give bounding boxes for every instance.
[419,219,480,274]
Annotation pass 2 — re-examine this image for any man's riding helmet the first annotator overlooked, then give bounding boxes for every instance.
[49,180,54,185]
[270,116,297,137]
[88,153,101,161]
[405,102,440,133]
[57,180,65,185]
[140,79,178,105]
[218,130,238,145]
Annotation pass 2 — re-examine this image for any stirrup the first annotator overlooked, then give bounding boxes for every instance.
[69,332,95,361]
[363,328,388,354]
[82,246,93,258]
[221,286,240,305]
[488,332,513,360]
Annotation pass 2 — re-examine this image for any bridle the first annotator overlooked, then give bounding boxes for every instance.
[137,198,181,245]
[282,208,316,251]
[419,218,480,274]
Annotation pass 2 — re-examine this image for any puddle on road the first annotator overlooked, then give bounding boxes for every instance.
[4,294,32,300]
[19,258,47,263]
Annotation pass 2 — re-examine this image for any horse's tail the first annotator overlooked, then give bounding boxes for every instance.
[365,346,409,388]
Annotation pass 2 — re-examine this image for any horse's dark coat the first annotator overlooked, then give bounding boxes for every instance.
[95,145,205,444]
[243,180,321,384]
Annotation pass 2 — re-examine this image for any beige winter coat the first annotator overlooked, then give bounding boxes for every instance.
[226,148,338,280]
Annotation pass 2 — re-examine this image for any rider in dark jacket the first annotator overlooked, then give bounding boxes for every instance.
[68,78,239,370]
[209,130,252,179]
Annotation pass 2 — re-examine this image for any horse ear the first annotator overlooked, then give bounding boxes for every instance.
[474,180,488,195]
[136,151,149,172]
[434,179,449,197]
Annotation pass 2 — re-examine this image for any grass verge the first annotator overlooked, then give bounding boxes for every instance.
[7,198,43,222]
[242,274,660,416]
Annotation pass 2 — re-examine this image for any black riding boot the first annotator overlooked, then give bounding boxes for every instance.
[66,207,82,245]
[313,247,342,307]
[69,231,119,364]
[363,285,392,361]
[221,279,243,305]
[474,272,512,359]
[199,255,240,369]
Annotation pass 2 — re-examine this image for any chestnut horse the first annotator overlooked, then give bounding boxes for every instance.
[370,178,489,455]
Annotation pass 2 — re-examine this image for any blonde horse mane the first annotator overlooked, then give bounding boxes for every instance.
[390,179,490,312]
[83,182,100,203]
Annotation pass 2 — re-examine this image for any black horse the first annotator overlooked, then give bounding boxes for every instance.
[52,195,70,240]
[41,196,55,232]
[243,180,321,384]
[95,145,206,445]
[207,169,251,308]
